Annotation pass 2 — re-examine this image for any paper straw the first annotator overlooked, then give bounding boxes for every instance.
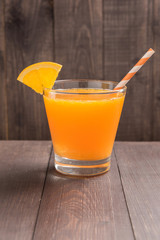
[114,48,155,90]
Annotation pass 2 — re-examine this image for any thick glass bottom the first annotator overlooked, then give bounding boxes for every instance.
[54,154,111,176]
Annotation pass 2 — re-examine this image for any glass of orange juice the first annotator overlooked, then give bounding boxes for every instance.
[43,80,126,176]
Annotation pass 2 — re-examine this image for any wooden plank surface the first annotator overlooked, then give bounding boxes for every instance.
[33,151,134,240]
[5,0,54,140]
[115,142,160,240]
[0,0,159,141]
[1,141,160,239]
[0,0,8,139]
[153,0,160,140]
[104,0,153,141]
[54,0,103,80]
[0,141,52,240]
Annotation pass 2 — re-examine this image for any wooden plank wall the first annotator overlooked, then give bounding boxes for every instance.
[0,0,159,141]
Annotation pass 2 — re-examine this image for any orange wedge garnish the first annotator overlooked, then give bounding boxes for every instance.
[17,62,62,94]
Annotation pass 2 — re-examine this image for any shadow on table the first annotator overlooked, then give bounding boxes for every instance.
[0,165,49,196]
[0,160,107,198]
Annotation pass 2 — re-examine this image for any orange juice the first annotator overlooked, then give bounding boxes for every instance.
[43,88,125,161]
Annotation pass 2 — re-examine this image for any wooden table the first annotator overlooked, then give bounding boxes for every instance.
[0,141,160,240]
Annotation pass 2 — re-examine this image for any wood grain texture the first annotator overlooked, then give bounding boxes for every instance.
[54,0,103,80]
[0,0,8,139]
[33,151,134,240]
[0,0,159,140]
[0,141,52,240]
[5,0,54,140]
[115,142,160,240]
[104,0,154,141]
[153,0,160,140]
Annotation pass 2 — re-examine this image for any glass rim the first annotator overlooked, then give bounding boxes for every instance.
[43,79,127,95]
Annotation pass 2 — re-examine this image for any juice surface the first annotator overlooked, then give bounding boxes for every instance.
[44,88,125,160]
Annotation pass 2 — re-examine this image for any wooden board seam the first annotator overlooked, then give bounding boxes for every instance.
[113,147,136,240]
[32,145,53,240]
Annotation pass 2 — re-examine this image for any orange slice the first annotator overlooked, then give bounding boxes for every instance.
[17,62,62,94]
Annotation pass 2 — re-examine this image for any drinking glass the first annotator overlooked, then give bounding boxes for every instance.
[43,80,126,176]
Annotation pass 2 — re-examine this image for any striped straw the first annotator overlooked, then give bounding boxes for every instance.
[114,48,155,90]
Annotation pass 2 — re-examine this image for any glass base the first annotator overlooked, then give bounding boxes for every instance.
[54,154,111,176]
